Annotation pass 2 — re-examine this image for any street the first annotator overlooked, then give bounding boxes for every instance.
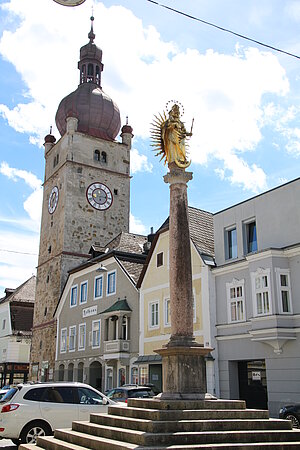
[0,440,16,448]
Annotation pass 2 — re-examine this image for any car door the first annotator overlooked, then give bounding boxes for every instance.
[76,386,109,421]
[39,386,79,430]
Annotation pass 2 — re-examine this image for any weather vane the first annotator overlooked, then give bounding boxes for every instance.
[53,0,86,6]
[150,100,193,169]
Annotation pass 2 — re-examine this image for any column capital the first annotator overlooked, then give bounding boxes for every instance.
[164,163,193,186]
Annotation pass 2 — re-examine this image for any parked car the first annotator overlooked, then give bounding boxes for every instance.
[279,404,300,428]
[106,385,155,403]
[0,382,116,445]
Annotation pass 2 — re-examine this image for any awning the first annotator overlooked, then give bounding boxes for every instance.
[134,355,162,364]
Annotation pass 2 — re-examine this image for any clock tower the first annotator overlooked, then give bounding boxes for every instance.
[30,17,133,380]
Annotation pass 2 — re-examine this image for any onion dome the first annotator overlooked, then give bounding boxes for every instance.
[55,16,121,141]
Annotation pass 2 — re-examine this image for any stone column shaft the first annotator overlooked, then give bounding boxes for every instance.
[164,164,194,346]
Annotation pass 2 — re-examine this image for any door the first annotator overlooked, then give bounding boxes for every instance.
[238,360,268,409]
[149,364,162,394]
[39,386,78,430]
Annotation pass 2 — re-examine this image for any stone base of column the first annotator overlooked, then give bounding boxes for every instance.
[155,345,213,400]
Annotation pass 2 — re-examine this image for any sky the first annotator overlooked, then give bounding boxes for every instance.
[0,0,299,294]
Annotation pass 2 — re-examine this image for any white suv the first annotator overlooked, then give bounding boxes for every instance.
[0,382,116,445]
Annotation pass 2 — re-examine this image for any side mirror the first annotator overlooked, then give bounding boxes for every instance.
[102,397,108,405]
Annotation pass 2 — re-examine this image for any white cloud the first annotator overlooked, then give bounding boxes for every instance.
[0,0,294,193]
[130,213,147,235]
[0,162,42,227]
[0,230,38,295]
[130,148,153,174]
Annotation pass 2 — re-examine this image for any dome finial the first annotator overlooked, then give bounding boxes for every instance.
[88,14,95,43]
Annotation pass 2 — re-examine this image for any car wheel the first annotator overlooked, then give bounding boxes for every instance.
[20,421,52,444]
[286,413,300,429]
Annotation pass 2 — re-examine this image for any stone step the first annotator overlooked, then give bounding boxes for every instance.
[107,405,269,421]
[127,398,246,410]
[70,420,300,446]
[19,445,44,450]
[37,435,88,450]
[53,428,137,449]
[90,413,291,433]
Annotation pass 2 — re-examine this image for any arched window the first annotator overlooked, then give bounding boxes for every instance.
[119,368,125,386]
[81,64,86,83]
[94,149,100,161]
[58,364,64,382]
[77,362,84,383]
[68,363,74,382]
[101,151,107,163]
[96,66,100,84]
[87,63,94,82]
[131,367,138,384]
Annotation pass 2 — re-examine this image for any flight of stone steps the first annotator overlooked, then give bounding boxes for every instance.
[20,397,300,449]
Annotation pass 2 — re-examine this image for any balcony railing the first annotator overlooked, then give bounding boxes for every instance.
[104,340,130,354]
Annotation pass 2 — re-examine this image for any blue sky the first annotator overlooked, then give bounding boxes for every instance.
[0,0,300,294]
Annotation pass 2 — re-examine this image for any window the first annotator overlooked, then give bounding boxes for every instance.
[94,275,103,299]
[131,367,138,384]
[276,269,292,313]
[69,326,76,352]
[94,149,100,161]
[78,323,86,350]
[121,316,129,340]
[139,366,148,385]
[80,281,88,304]
[164,298,170,326]
[225,227,237,260]
[60,328,67,353]
[119,368,125,386]
[252,269,271,316]
[77,387,103,405]
[157,252,163,267]
[226,279,245,322]
[106,368,113,391]
[70,285,78,307]
[43,386,75,404]
[92,320,101,348]
[107,270,116,295]
[245,220,257,254]
[24,387,47,402]
[101,151,107,163]
[149,301,159,328]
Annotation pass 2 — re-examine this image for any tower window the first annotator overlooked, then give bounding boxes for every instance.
[94,150,100,161]
[101,151,107,163]
[48,245,52,254]
[53,154,59,168]
[114,189,118,195]
[44,307,48,317]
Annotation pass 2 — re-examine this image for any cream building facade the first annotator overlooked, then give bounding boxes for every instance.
[137,207,217,394]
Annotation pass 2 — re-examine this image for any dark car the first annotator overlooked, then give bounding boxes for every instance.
[279,404,300,428]
[106,385,155,403]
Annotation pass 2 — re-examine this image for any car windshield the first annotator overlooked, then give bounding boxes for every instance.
[0,387,19,403]
[128,389,153,398]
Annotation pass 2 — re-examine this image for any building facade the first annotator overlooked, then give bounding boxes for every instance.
[0,276,35,386]
[137,207,217,394]
[213,177,300,417]
[31,19,133,380]
[54,232,147,391]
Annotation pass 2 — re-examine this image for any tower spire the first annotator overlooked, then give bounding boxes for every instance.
[88,14,95,43]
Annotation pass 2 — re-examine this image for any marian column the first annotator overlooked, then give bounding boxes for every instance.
[151,103,212,400]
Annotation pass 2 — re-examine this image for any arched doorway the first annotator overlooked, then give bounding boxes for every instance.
[89,361,102,390]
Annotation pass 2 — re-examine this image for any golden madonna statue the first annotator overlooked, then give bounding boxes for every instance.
[151,103,192,168]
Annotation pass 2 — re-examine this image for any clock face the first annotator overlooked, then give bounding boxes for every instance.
[48,186,59,214]
[87,183,113,211]
[53,0,86,5]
